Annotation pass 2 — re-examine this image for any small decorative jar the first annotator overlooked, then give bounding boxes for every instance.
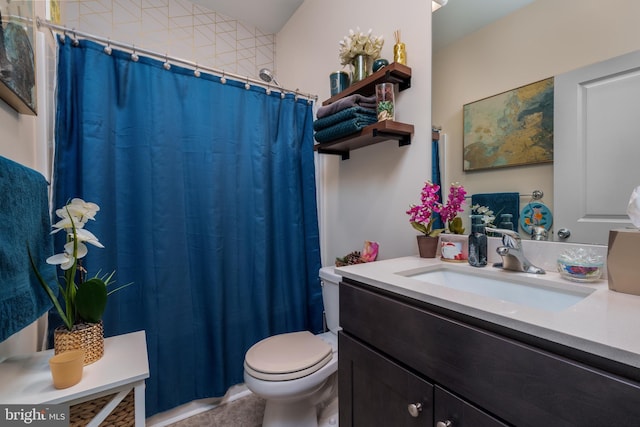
[393,42,406,65]
[330,71,350,96]
[372,58,389,73]
[375,82,395,121]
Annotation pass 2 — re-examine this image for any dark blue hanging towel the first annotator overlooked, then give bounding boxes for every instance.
[471,192,520,231]
[0,156,56,342]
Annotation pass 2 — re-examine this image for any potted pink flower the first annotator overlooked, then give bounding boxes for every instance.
[406,181,445,257]
[439,182,467,234]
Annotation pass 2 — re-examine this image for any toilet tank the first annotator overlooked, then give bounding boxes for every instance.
[319,266,341,334]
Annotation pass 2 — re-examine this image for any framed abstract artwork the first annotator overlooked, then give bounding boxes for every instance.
[463,77,553,171]
[0,0,36,115]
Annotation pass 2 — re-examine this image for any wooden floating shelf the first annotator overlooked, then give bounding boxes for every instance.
[314,120,414,160]
[322,62,412,106]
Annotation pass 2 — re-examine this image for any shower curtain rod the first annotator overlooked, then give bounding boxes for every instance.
[36,17,318,102]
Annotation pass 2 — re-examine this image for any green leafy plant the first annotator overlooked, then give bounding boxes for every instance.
[377,100,394,121]
[28,198,130,330]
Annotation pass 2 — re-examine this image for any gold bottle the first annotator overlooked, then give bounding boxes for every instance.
[394,42,407,65]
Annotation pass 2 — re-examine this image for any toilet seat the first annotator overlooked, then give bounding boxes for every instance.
[244,331,333,381]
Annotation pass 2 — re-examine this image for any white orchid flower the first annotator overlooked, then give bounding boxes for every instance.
[75,228,104,248]
[51,215,86,233]
[46,241,88,270]
[64,198,100,222]
[46,252,75,270]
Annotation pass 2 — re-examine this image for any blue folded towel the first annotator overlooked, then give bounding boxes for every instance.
[316,94,377,119]
[0,156,56,342]
[471,192,520,231]
[313,106,377,131]
[314,115,378,143]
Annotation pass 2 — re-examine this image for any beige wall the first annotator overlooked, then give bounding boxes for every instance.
[278,0,432,264]
[433,0,640,232]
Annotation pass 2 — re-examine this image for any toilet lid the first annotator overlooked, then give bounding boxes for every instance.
[244,331,333,381]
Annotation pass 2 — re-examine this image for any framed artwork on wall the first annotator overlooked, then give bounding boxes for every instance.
[0,0,36,115]
[463,77,553,171]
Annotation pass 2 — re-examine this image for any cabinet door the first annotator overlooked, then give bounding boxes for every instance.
[339,332,434,427]
[434,386,509,427]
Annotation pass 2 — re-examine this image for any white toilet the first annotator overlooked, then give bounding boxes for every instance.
[243,266,341,427]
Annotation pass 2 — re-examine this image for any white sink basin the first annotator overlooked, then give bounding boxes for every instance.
[402,266,595,312]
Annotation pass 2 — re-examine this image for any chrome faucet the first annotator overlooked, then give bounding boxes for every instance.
[485,227,545,274]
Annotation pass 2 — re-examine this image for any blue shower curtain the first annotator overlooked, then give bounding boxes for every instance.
[53,37,322,416]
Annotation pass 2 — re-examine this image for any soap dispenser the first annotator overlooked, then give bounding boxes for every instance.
[499,213,514,231]
[468,223,488,267]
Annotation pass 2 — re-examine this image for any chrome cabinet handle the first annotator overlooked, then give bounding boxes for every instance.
[407,402,423,417]
[436,421,453,427]
[557,228,571,239]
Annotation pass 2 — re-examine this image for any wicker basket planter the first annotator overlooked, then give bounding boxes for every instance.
[70,390,135,427]
[54,321,104,365]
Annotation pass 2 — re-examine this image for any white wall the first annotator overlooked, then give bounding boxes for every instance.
[432,0,640,232]
[278,0,432,264]
[62,0,276,79]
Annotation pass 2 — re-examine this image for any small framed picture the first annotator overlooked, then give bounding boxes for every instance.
[0,0,37,115]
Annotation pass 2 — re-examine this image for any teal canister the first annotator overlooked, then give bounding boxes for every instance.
[330,71,350,96]
[468,224,488,267]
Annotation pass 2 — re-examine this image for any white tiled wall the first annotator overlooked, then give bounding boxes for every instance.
[61,0,275,80]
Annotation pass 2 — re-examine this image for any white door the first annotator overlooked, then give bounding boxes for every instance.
[554,50,640,245]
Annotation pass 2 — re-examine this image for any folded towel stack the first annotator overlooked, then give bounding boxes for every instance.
[0,156,56,342]
[314,94,378,143]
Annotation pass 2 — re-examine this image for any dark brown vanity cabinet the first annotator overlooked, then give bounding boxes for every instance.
[338,279,640,427]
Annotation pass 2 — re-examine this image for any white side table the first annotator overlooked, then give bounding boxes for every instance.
[0,330,149,426]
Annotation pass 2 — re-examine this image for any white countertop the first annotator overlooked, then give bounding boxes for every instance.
[0,330,149,404]
[335,257,640,372]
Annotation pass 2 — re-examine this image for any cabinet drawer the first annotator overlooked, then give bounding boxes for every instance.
[339,332,434,427]
[340,280,640,426]
[435,386,508,427]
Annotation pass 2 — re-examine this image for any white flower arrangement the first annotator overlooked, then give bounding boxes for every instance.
[338,27,384,66]
[471,204,496,228]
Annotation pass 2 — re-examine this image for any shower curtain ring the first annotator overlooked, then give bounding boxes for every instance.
[220,71,227,84]
[294,89,300,101]
[71,29,79,46]
[103,39,112,55]
[194,63,201,77]
[163,54,171,70]
[245,77,250,90]
[266,83,271,95]
[131,45,139,62]
[59,30,66,44]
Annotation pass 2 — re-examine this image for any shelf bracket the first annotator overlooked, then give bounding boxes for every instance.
[317,147,350,160]
[371,130,412,147]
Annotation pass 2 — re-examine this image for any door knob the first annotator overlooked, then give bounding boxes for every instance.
[436,421,453,427]
[557,228,571,239]
[407,402,423,417]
